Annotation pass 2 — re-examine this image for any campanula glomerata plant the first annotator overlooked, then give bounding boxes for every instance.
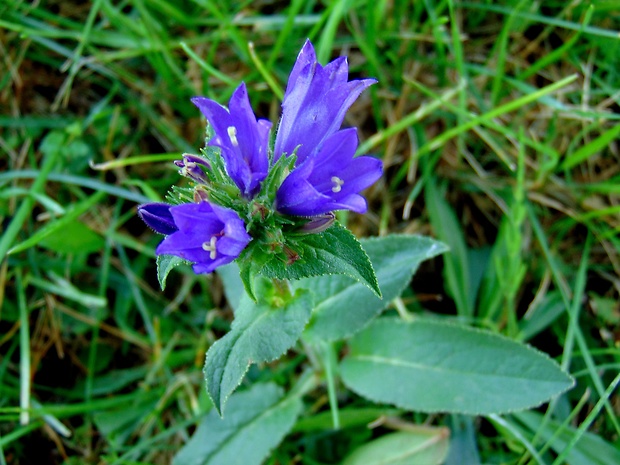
[137,41,573,443]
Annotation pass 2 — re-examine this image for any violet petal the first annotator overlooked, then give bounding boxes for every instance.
[191,83,271,198]
[155,201,251,274]
[137,203,178,235]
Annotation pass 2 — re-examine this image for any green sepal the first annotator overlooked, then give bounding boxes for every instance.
[257,152,297,204]
[165,185,195,205]
[261,222,381,298]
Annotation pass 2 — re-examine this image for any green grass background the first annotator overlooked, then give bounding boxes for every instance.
[1,0,619,463]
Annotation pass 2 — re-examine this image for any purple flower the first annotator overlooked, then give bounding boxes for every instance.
[274,39,376,164]
[192,83,271,198]
[272,40,382,217]
[275,128,382,216]
[156,201,251,274]
[138,203,178,235]
[174,153,210,184]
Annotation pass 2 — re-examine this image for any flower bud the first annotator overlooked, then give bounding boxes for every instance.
[137,203,178,235]
[175,153,210,184]
[298,212,335,234]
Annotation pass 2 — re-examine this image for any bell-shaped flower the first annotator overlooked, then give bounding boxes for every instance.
[192,83,271,198]
[156,201,251,274]
[275,128,382,216]
[137,202,178,235]
[274,39,376,164]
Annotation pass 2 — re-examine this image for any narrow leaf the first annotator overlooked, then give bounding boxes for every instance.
[301,234,447,342]
[425,177,473,317]
[8,190,106,254]
[342,429,450,465]
[561,123,620,170]
[341,318,574,415]
[204,280,313,415]
[39,220,105,254]
[29,274,106,308]
[293,407,401,433]
[514,411,620,465]
[173,383,302,465]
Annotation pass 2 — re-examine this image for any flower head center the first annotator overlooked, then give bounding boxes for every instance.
[331,176,344,193]
[201,235,218,259]
[227,126,239,147]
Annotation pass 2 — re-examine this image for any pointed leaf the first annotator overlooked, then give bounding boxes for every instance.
[237,259,259,302]
[262,222,381,297]
[301,234,447,342]
[156,254,188,291]
[204,280,313,415]
[173,383,302,465]
[341,318,574,415]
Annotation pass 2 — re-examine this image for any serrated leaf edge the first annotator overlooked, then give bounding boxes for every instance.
[156,254,190,291]
[305,236,449,342]
[204,289,313,415]
[341,318,575,416]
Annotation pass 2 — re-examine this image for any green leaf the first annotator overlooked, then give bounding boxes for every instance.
[342,429,450,465]
[518,291,565,341]
[39,220,105,254]
[340,318,574,415]
[425,177,474,317]
[514,411,620,465]
[236,246,273,302]
[238,259,259,301]
[216,263,245,311]
[156,254,188,291]
[301,234,447,342]
[173,383,302,465]
[293,407,401,433]
[74,366,148,397]
[93,397,160,450]
[444,415,481,464]
[561,123,620,170]
[204,280,313,415]
[29,273,106,309]
[262,222,381,298]
[8,190,106,255]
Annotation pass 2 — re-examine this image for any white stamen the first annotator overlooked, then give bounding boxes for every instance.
[331,176,344,193]
[201,236,218,259]
[227,126,238,147]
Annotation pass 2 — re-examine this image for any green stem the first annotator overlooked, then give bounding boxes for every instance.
[322,341,340,430]
[16,269,30,426]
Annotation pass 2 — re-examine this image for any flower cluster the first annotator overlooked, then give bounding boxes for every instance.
[138,40,382,275]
